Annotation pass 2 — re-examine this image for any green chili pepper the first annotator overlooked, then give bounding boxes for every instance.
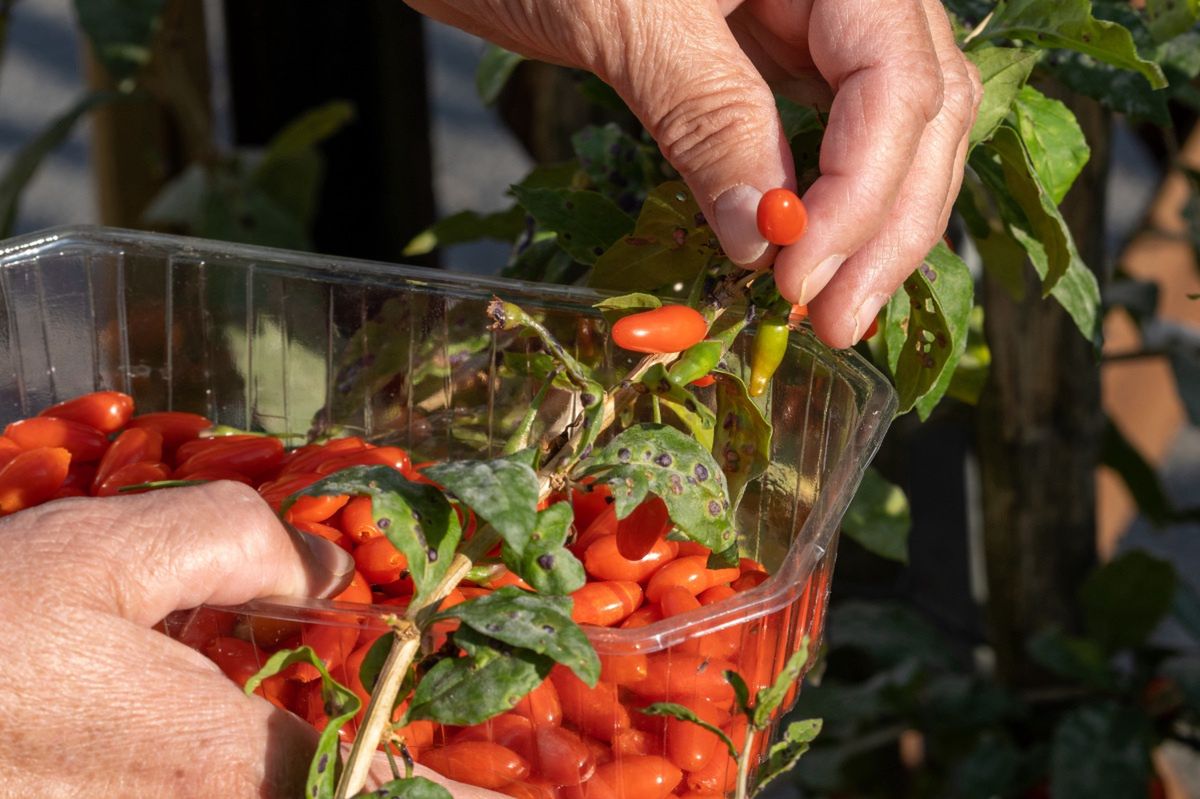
[749,319,790,398]
[668,340,722,387]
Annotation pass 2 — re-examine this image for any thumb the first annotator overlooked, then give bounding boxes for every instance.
[4,481,355,626]
[597,0,792,266]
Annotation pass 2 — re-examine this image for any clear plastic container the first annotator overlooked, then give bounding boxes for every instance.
[0,226,896,796]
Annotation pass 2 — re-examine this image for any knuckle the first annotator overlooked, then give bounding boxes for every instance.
[649,75,775,179]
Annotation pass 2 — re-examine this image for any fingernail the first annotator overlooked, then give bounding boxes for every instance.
[292,527,356,599]
[712,184,768,265]
[851,293,890,344]
[796,254,847,306]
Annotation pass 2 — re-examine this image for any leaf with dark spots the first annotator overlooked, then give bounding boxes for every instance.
[712,371,771,509]
[424,458,538,552]
[245,646,360,799]
[433,586,599,685]
[579,424,734,552]
[502,502,586,595]
[511,185,633,265]
[589,182,718,291]
[282,466,459,602]
[405,627,554,726]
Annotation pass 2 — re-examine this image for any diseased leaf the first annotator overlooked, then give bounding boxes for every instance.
[1050,702,1154,799]
[502,503,587,596]
[510,186,633,266]
[352,777,453,799]
[1012,85,1090,204]
[589,182,718,292]
[580,424,735,552]
[1080,550,1176,652]
[476,44,525,105]
[434,586,600,685]
[283,466,461,601]
[571,124,661,214]
[890,243,974,417]
[638,703,738,759]
[245,647,360,799]
[1146,0,1200,42]
[712,370,772,509]
[965,46,1040,145]
[978,0,1167,88]
[753,719,823,797]
[841,468,910,564]
[971,126,1101,339]
[404,207,525,257]
[424,458,539,552]
[405,627,553,726]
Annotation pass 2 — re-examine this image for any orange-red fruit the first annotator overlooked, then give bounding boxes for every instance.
[585,755,682,799]
[610,306,707,355]
[420,741,530,789]
[39,390,134,433]
[0,447,71,513]
[756,188,807,246]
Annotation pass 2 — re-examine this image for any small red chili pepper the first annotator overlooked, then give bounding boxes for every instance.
[94,462,172,496]
[93,427,164,490]
[4,417,108,462]
[611,306,708,355]
[175,436,284,481]
[756,188,808,246]
[0,447,71,514]
[39,390,134,433]
[126,412,212,454]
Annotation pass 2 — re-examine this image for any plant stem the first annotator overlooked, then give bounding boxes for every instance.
[735,723,756,799]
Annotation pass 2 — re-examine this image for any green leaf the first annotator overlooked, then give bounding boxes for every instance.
[593,292,662,326]
[776,96,824,140]
[0,92,118,238]
[403,207,525,256]
[580,423,736,553]
[1080,550,1176,651]
[890,243,974,417]
[1011,85,1090,204]
[753,638,810,728]
[712,370,772,510]
[638,703,738,759]
[423,458,538,552]
[434,586,600,685]
[353,777,454,799]
[971,126,1101,338]
[1027,629,1116,688]
[73,0,165,81]
[476,44,525,105]
[1146,0,1200,41]
[640,364,716,450]
[358,633,394,696]
[589,182,718,292]
[260,100,355,163]
[510,186,633,265]
[571,124,661,212]
[1050,702,1154,799]
[283,466,461,601]
[1101,418,1179,527]
[245,647,360,799]
[965,46,1040,145]
[979,0,1167,88]
[501,503,587,595]
[725,670,752,716]
[405,626,554,726]
[841,468,910,564]
[753,719,822,796]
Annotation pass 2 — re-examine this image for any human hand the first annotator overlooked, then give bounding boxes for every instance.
[407,0,979,347]
[0,482,501,798]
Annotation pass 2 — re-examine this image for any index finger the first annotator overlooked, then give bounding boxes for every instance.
[772,0,945,304]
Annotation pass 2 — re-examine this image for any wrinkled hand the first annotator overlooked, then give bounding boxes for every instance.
[408,0,980,346]
[0,482,500,798]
